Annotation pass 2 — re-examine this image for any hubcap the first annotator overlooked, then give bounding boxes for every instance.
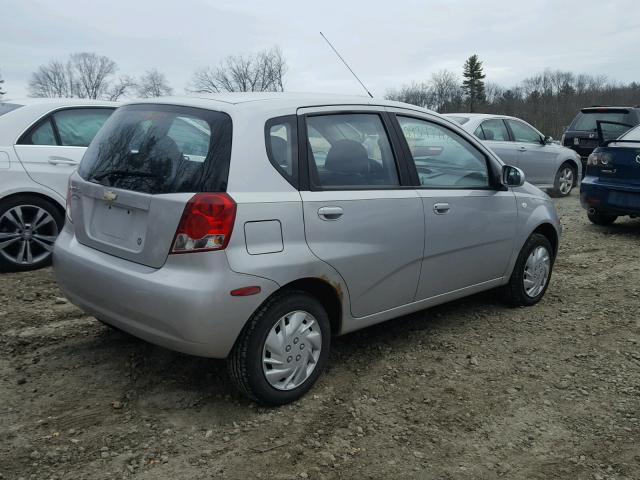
[0,205,58,266]
[523,246,551,298]
[558,168,574,195]
[262,310,322,391]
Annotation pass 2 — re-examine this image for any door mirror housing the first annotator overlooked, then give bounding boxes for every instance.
[502,165,526,187]
[543,136,554,144]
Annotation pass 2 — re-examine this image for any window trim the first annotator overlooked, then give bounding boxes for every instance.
[16,106,115,146]
[264,115,299,188]
[389,112,504,191]
[297,110,413,192]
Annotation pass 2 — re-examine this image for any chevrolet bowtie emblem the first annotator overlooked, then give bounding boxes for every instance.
[103,191,118,202]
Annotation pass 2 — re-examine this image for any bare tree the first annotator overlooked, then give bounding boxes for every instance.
[430,70,464,112]
[385,82,432,108]
[28,52,119,99]
[136,69,173,98]
[189,46,287,93]
[108,75,137,101]
[70,52,117,99]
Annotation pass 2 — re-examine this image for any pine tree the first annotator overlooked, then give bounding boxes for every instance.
[462,54,486,112]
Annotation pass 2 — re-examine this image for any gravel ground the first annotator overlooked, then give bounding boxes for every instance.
[1,192,639,480]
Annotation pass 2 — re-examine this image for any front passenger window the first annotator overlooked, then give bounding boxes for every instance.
[306,114,399,188]
[397,116,489,189]
[506,120,542,144]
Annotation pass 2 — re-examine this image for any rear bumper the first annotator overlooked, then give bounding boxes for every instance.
[53,224,279,358]
[580,178,640,216]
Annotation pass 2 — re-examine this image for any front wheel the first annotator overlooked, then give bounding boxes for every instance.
[587,209,617,226]
[502,233,554,307]
[227,291,331,406]
[552,163,576,197]
[0,195,63,272]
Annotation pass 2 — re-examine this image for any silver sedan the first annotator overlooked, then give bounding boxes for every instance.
[445,114,582,196]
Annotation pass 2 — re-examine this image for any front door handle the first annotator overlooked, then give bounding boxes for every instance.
[517,146,527,152]
[48,156,78,166]
[318,206,343,221]
[433,203,450,215]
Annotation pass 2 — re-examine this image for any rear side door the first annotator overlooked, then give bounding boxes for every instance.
[391,111,518,299]
[298,107,424,318]
[474,119,517,166]
[505,119,556,184]
[14,108,114,198]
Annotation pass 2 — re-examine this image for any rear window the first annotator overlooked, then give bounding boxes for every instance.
[446,116,470,125]
[79,104,232,194]
[570,111,636,135]
[0,103,23,116]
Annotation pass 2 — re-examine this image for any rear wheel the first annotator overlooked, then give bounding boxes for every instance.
[587,209,617,226]
[0,195,63,272]
[227,290,330,406]
[552,163,576,197]
[502,233,554,307]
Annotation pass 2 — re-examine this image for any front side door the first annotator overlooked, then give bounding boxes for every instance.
[14,107,113,198]
[505,119,556,184]
[392,112,518,299]
[298,108,424,318]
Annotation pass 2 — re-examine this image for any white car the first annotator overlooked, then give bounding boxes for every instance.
[445,114,582,197]
[0,98,116,271]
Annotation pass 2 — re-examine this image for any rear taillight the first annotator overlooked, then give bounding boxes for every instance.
[65,178,73,224]
[171,193,236,254]
[587,152,612,166]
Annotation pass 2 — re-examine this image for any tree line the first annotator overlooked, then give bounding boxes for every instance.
[2,49,638,138]
[386,54,640,138]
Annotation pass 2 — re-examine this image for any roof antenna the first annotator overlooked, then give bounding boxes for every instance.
[320,31,373,98]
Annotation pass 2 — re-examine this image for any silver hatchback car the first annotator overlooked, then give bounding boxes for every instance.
[54,93,561,405]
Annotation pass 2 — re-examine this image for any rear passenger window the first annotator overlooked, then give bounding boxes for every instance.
[265,116,297,187]
[305,114,399,188]
[478,119,510,141]
[53,108,113,147]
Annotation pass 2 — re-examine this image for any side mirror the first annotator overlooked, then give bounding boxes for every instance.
[544,136,554,144]
[502,165,526,187]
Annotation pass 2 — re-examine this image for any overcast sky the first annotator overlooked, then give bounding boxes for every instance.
[2,0,639,100]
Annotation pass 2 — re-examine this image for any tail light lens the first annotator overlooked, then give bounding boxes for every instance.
[65,178,73,224]
[171,193,236,253]
[587,152,612,166]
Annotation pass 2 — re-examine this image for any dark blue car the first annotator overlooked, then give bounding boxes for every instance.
[581,125,640,225]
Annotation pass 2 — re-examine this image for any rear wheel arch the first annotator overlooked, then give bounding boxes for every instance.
[0,191,65,216]
[265,278,343,336]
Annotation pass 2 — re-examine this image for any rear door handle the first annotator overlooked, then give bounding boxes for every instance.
[48,156,78,165]
[318,206,343,221]
[433,203,450,215]
[517,147,527,152]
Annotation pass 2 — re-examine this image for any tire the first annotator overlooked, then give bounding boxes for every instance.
[502,233,554,307]
[0,195,64,272]
[227,290,331,406]
[587,209,617,226]
[551,163,576,197]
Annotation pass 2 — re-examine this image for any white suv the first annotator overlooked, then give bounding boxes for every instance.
[0,99,116,271]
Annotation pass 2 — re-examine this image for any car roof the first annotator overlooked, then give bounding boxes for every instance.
[121,92,440,116]
[444,113,516,121]
[0,98,117,145]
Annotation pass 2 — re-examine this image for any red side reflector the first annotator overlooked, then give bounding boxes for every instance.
[230,286,261,297]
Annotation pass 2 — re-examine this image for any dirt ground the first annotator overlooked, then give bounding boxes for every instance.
[1,192,639,480]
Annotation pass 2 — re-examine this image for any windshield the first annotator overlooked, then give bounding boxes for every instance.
[0,103,24,117]
[78,104,232,194]
[570,111,635,135]
[619,125,640,141]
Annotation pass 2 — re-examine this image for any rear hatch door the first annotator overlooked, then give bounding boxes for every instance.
[564,108,637,157]
[71,103,232,268]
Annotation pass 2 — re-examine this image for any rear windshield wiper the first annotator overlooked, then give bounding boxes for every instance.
[89,170,160,182]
